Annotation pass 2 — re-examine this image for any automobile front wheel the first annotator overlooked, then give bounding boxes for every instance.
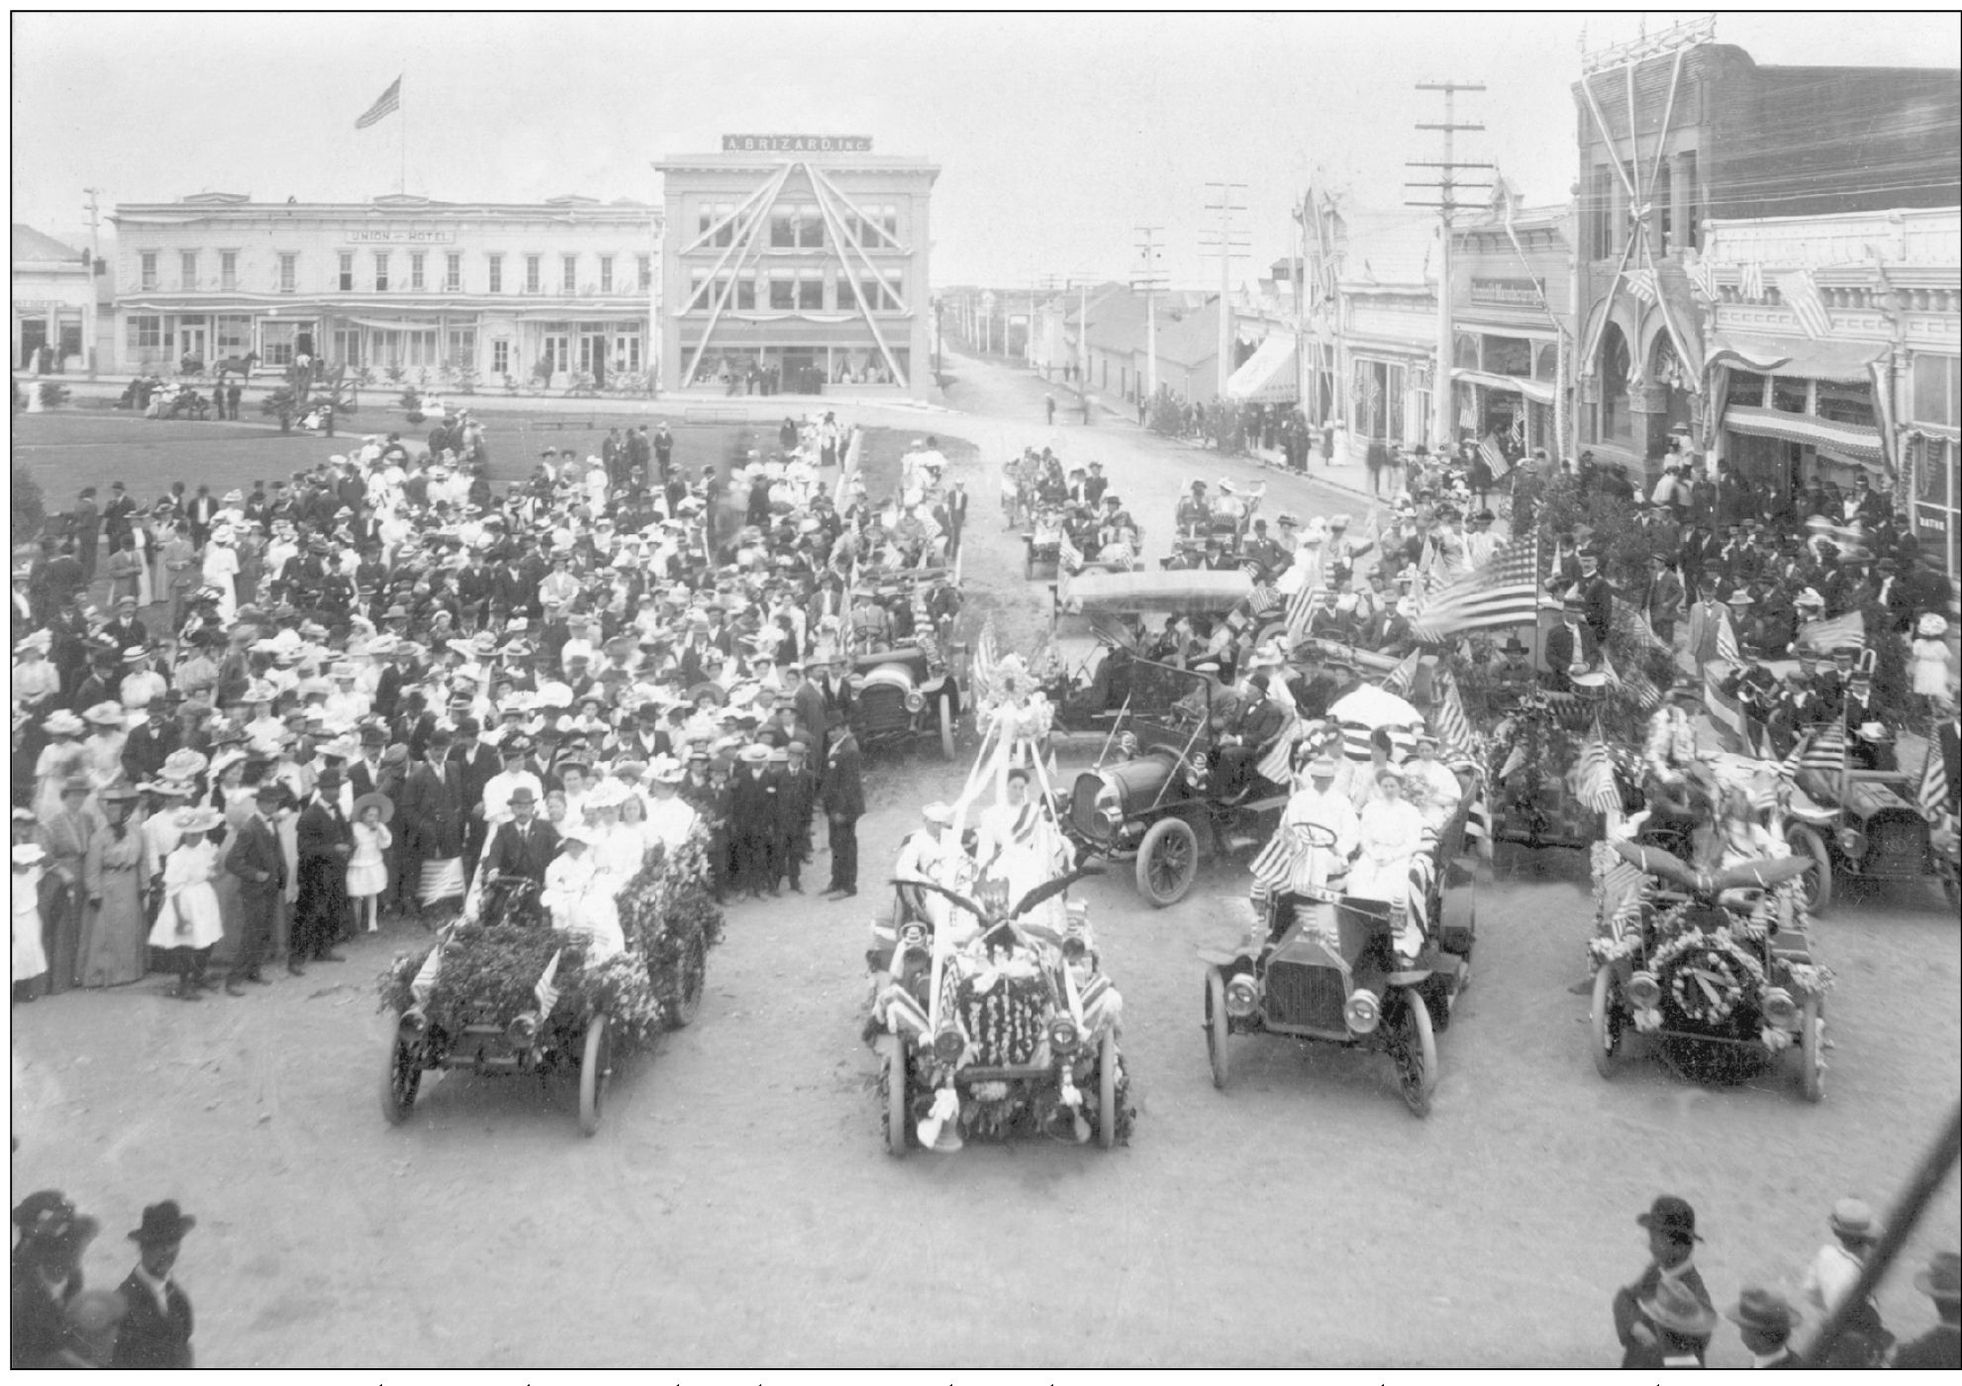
[1590,967,1622,1080]
[1097,1032,1119,1149]
[380,1028,421,1125]
[1394,991,1437,1118]
[937,693,955,761]
[665,930,707,1029]
[883,1038,909,1157]
[1136,817,1199,907]
[1204,968,1230,1090]
[578,1015,612,1137]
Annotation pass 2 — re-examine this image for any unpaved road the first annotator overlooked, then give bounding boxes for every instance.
[12,353,1959,1368]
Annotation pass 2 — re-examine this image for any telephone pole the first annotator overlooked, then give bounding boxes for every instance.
[82,187,104,378]
[1405,82,1489,449]
[1133,225,1167,404]
[1201,183,1251,399]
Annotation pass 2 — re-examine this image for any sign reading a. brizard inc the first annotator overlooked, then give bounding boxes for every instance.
[721,134,874,153]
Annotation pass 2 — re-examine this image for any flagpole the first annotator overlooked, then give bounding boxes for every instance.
[399,76,407,195]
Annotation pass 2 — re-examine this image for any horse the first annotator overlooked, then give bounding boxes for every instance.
[212,351,260,381]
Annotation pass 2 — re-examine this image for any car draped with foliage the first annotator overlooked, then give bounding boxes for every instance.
[376,826,723,1135]
[863,870,1132,1156]
[846,568,965,760]
[1587,838,1830,1100]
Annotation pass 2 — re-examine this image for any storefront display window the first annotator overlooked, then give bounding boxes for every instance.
[1912,354,1959,425]
[1771,377,1809,414]
[1484,335,1531,377]
[1815,380,1875,428]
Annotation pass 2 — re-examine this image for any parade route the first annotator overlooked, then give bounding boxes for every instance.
[11,351,1960,1370]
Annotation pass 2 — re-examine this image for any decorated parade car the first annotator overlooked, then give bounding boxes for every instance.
[1778,726,1960,915]
[1196,770,1480,1117]
[1587,838,1830,1100]
[376,829,722,1136]
[847,571,966,760]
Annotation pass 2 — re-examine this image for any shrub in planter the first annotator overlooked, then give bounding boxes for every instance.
[37,382,70,409]
[12,464,46,543]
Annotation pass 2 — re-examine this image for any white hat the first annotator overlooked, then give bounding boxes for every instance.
[922,802,954,825]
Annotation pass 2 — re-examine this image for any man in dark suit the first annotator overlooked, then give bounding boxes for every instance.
[1613,1195,1714,1369]
[728,744,781,898]
[1575,547,1615,648]
[482,785,559,887]
[292,767,352,972]
[397,728,468,915]
[1724,1287,1801,1368]
[1892,1251,1962,1369]
[121,701,182,784]
[111,1202,196,1369]
[452,717,501,879]
[820,725,864,898]
[224,783,287,993]
[1542,596,1601,691]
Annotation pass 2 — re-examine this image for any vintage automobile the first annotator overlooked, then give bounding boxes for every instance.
[1587,839,1828,1100]
[1196,780,1479,1116]
[1486,685,1610,862]
[866,876,1128,1156]
[1780,729,1960,914]
[847,575,967,760]
[379,867,710,1136]
[1023,506,1073,580]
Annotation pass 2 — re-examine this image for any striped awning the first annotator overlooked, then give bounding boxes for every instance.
[1450,366,1557,405]
[1705,334,1883,383]
[1224,334,1298,404]
[1722,404,1885,461]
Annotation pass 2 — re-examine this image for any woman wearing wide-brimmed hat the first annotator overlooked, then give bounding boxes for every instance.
[9,1190,101,1367]
[80,785,148,989]
[150,806,227,1000]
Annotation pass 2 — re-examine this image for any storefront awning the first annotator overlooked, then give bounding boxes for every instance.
[1705,334,1884,383]
[1450,366,1556,405]
[1723,404,1885,461]
[1223,334,1297,403]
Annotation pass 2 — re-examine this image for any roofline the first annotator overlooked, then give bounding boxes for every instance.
[110,201,656,219]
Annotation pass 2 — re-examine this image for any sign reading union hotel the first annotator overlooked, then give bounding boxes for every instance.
[720,134,874,153]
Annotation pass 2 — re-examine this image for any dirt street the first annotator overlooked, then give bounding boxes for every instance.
[11,353,1959,1368]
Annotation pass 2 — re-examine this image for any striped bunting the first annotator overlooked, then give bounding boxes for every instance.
[1714,609,1741,665]
[1248,829,1293,894]
[1921,740,1956,827]
[1379,649,1421,699]
[1409,532,1546,641]
[1256,715,1304,786]
[1430,669,1480,763]
[1336,722,1419,762]
[1576,723,1621,814]
[1406,849,1436,938]
[1246,579,1280,618]
[1798,724,1848,773]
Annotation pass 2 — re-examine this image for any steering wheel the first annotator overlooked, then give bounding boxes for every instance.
[1293,822,1339,851]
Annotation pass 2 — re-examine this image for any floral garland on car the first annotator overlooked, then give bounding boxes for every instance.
[975,653,1055,742]
[1645,924,1768,1029]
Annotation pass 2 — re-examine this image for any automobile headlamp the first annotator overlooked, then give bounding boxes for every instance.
[903,690,926,713]
[1046,1017,1081,1055]
[1759,986,1799,1030]
[1343,987,1382,1035]
[931,1027,965,1064]
[1626,970,1663,1009]
[1224,974,1259,1017]
[505,1013,538,1047]
[1836,826,1866,860]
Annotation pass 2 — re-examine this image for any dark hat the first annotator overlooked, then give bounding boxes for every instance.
[128,1200,196,1246]
[508,785,537,805]
[359,726,386,746]
[1637,1194,1701,1242]
[501,736,532,756]
[253,781,285,802]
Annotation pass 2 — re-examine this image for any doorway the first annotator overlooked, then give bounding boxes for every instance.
[177,316,208,367]
[578,326,608,388]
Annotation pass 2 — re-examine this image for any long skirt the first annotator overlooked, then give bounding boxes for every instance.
[40,879,83,994]
[79,864,148,987]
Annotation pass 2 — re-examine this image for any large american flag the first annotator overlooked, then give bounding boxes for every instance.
[1057,528,1083,574]
[1409,532,1545,641]
[1380,649,1421,699]
[1624,268,1658,305]
[355,76,403,130]
[1284,583,1320,642]
[1798,610,1865,654]
[1242,564,1280,617]
[1778,270,1834,340]
[1429,668,1479,763]
[1576,722,1621,813]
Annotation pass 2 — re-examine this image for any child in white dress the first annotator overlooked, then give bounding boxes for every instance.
[347,795,394,933]
[149,809,225,1000]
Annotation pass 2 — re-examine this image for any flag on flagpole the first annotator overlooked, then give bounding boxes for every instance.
[1430,670,1479,763]
[1921,739,1956,827]
[1248,829,1294,894]
[1285,583,1320,642]
[355,76,403,130]
[1577,722,1621,813]
[1683,249,1717,302]
[1379,650,1421,698]
[1624,268,1658,304]
[1497,740,1528,783]
[1057,528,1083,574]
[1409,531,1547,641]
[1508,415,1525,448]
[1740,260,1765,301]
[1714,608,1741,665]
[1777,270,1833,340]
[1797,610,1866,654]
[1479,433,1507,477]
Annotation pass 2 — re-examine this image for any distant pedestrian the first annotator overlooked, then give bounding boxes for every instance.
[1045,393,1056,426]
[1080,392,1091,426]
[225,380,242,422]
[821,725,863,898]
[1613,1195,1715,1368]
[110,1201,196,1369]
[1723,1287,1801,1369]
[1801,1198,1888,1348]
[10,1190,100,1368]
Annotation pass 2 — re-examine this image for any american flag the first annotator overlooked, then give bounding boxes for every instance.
[1624,268,1658,304]
[1479,433,1507,476]
[1600,648,1664,712]
[1778,270,1834,340]
[1798,723,1850,773]
[1576,722,1621,813]
[1798,610,1865,654]
[1714,608,1741,665]
[1508,416,1525,447]
[1921,740,1957,828]
[1430,668,1479,762]
[1256,714,1304,785]
[1409,531,1545,641]
[1684,252,1718,302]
[1248,829,1293,894]
[1380,649,1421,698]
[1740,260,1765,301]
[1243,569,1280,617]
[1057,528,1083,574]
[355,76,403,130]
[1285,583,1320,642]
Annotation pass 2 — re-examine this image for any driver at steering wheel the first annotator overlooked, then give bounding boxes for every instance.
[1175,480,1213,538]
[1213,670,1291,801]
[1278,755,1360,897]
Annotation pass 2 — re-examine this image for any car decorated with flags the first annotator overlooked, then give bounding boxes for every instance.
[1587,838,1831,1101]
[845,570,966,760]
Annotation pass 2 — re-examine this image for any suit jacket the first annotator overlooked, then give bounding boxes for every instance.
[1543,623,1600,682]
[1614,1262,1712,1369]
[792,679,828,745]
[296,796,351,869]
[1893,1324,1961,1370]
[225,813,287,896]
[122,719,183,783]
[453,744,501,814]
[483,817,560,885]
[820,733,864,819]
[110,1269,194,1369]
[348,756,403,804]
[397,758,467,857]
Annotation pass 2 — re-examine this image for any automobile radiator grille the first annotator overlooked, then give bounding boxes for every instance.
[1263,959,1348,1031]
[1865,819,1926,875]
[857,688,913,734]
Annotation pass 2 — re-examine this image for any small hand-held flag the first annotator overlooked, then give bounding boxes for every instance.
[356,76,403,130]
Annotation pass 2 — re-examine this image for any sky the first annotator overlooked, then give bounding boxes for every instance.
[12,11,1959,294]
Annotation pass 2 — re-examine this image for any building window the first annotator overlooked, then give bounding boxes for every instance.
[139,252,157,291]
[700,201,737,247]
[1771,377,1810,415]
[1911,354,1959,425]
[1729,371,1771,408]
[339,252,354,291]
[215,315,251,355]
[1589,166,1615,261]
[491,339,511,375]
[688,267,711,311]
[563,254,578,293]
[446,328,476,369]
[525,255,542,293]
[614,332,641,373]
[1816,380,1875,428]
[770,203,824,249]
[1654,162,1673,256]
[598,256,614,293]
[1598,324,1632,444]
[259,321,300,367]
[445,252,462,292]
[734,275,756,311]
[180,251,197,289]
[768,270,796,311]
[1678,152,1699,252]
[797,269,825,311]
[1534,343,1559,381]
[374,252,390,292]
[128,315,162,352]
[637,254,651,292]
[410,252,425,290]
[883,268,905,309]
[219,251,237,291]
[1484,335,1532,377]
[488,254,504,294]
[278,253,297,294]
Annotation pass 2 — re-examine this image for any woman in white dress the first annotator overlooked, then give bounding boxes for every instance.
[12,842,50,1000]
[201,528,239,622]
[131,514,156,607]
[149,807,226,1000]
[975,767,1070,930]
[1349,767,1429,960]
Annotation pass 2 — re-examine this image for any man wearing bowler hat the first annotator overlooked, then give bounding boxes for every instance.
[293,765,352,972]
[1893,1250,1962,1369]
[482,785,559,888]
[223,782,287,993]
[1613,1194,1714,1368]
[1725,1287,1801,1368]
[112,1201,196,1368]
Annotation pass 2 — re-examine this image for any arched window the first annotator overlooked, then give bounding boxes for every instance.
[1599,323,1632,444]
